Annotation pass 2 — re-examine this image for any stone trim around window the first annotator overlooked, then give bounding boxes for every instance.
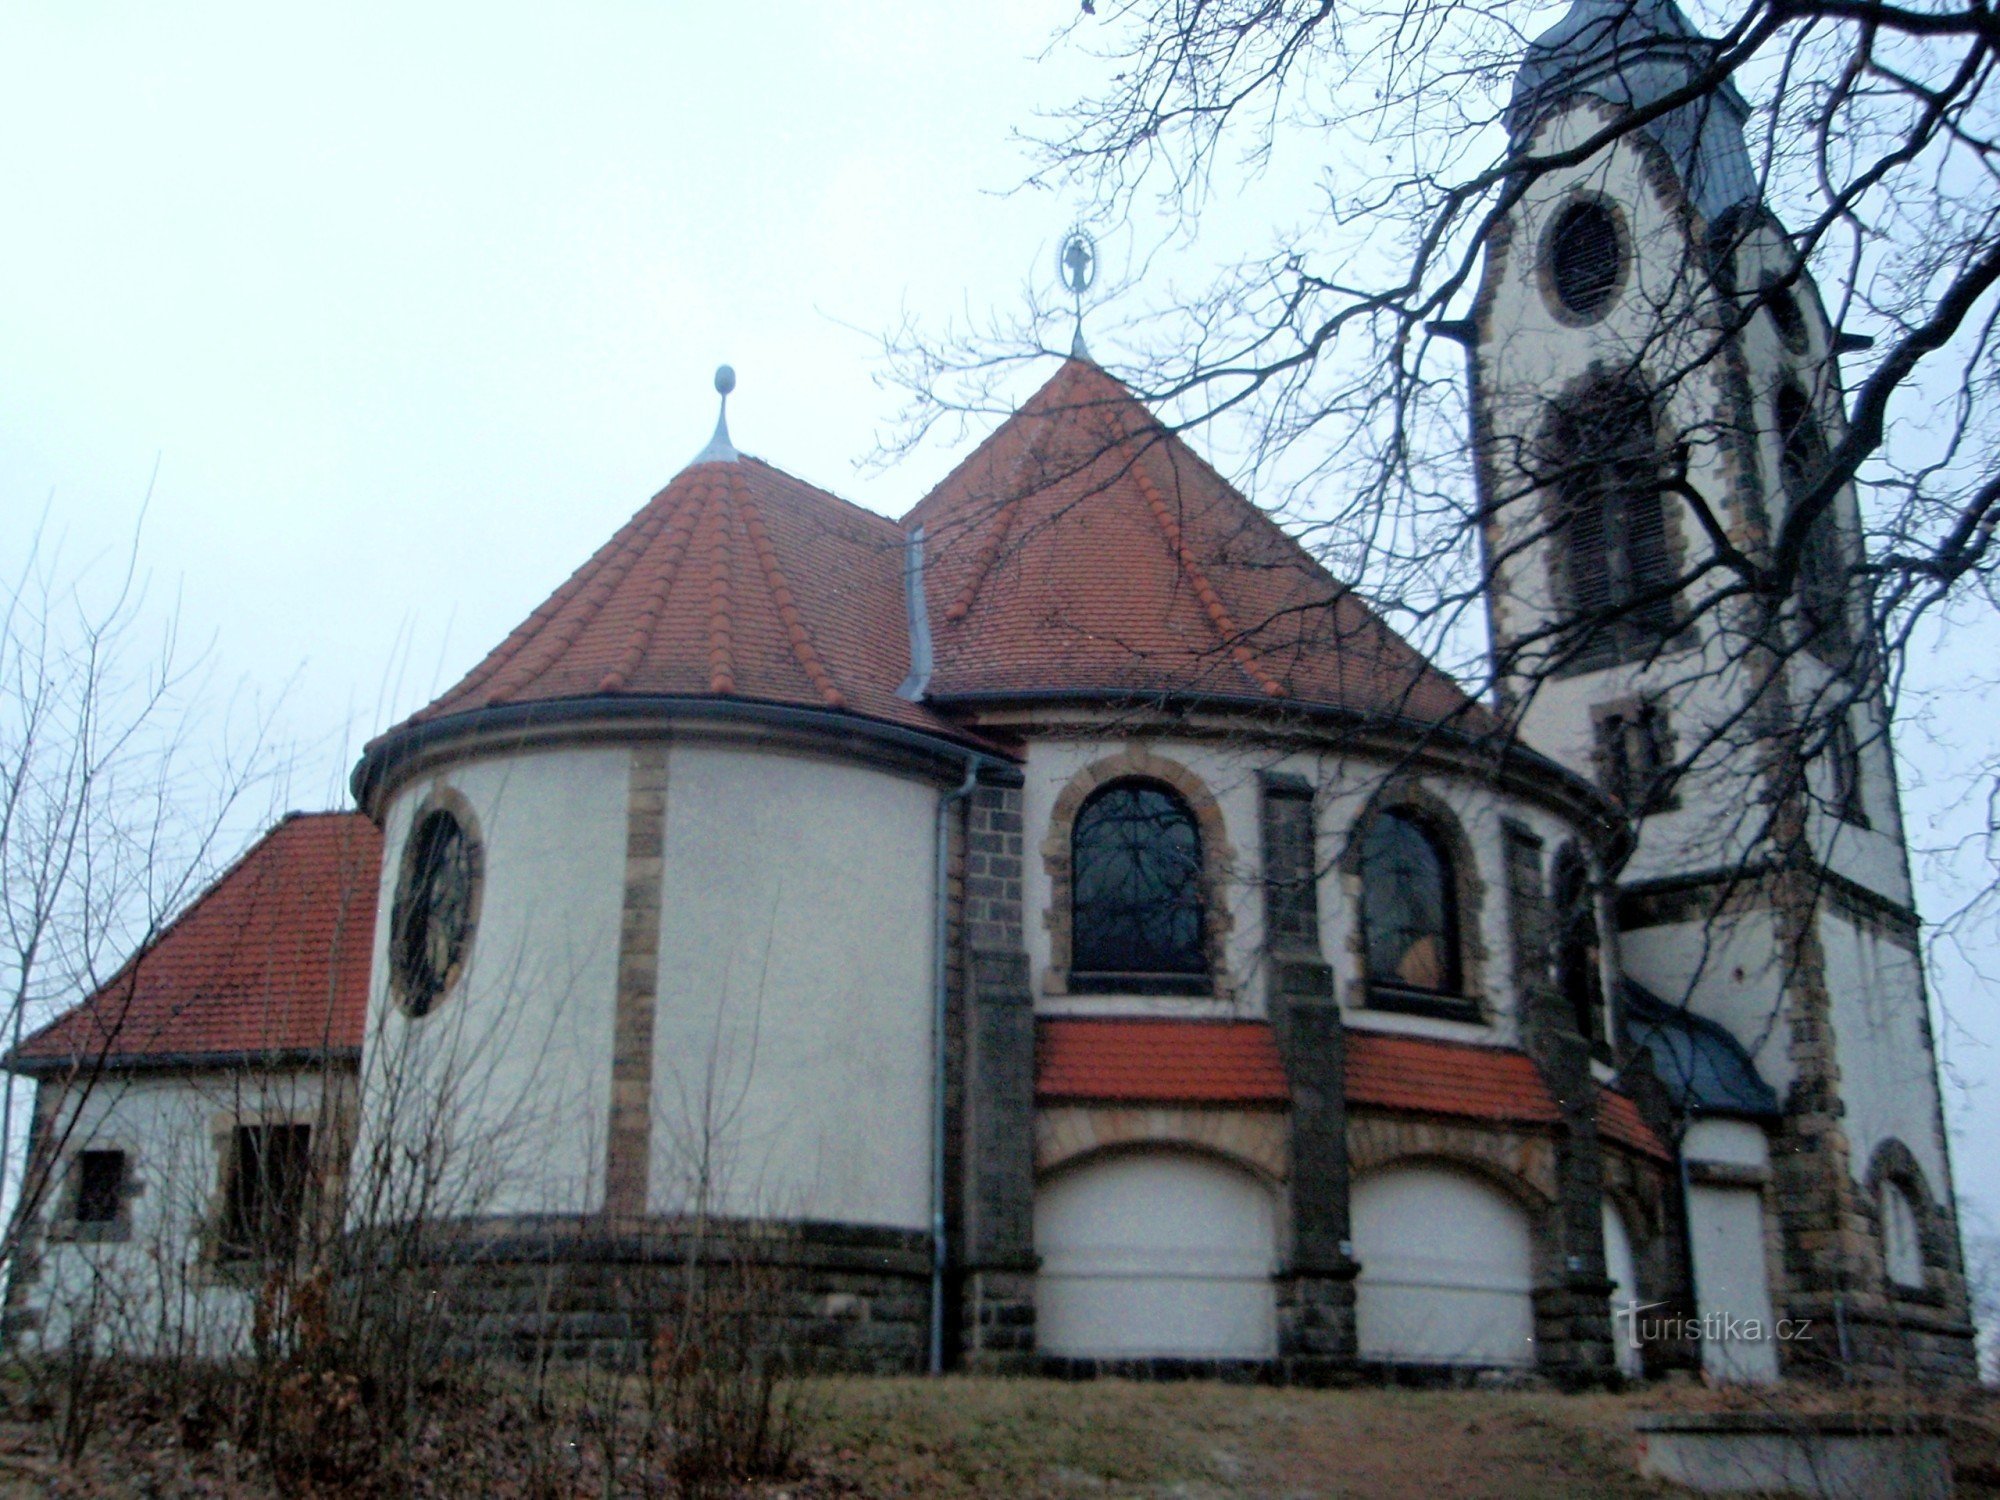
[1339,779,1489,1023]
[199,1106,329,1282]
[1040,749,1237,999]
[1862,1138,1953,1308]
[45,1141,138,1245]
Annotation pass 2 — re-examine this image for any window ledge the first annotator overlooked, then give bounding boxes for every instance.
[1068,971,1214,998]
[1364,987,1485,1024]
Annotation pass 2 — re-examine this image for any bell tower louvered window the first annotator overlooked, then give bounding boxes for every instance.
[1778,384,1851,656]
[1543,381,1676,652]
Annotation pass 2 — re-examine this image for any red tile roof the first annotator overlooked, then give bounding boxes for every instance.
[1347,1030,1669,1159]
[1345,1030,1562,1124]
[374,358,1497,774]
[903,359,1491,731]
[1597,1084,1672,1160]
[9,812,379,1070]
[1036,1019,1667,1159]
[1038,1019,1289,1104]
[392,456,985,748]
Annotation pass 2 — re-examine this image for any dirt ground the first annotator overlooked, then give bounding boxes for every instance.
[0,1372,1993,1498]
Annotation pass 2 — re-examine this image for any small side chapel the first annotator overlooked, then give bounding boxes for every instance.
[6,0,1977,1385]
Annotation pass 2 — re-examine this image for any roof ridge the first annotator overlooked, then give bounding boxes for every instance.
[733,468,845,709]
[706,472,736,695]
[487,496,677,705]
[1128,437,1286,699]
[741,455,905,536]
[444,497,663,707]
[942,417,1046,625]
[597,470,709,694]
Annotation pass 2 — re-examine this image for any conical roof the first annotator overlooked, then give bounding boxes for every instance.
[401,455,968,744]
[901,359,1488,732]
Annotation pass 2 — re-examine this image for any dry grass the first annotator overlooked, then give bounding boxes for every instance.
[0,1366,1994,1497]
[804,1378,1684,1499]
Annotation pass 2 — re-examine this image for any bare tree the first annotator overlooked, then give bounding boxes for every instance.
[883,0,1999,821]
[1,511,285,1265]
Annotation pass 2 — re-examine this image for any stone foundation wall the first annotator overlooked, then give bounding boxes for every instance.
[350,1216,933,1373]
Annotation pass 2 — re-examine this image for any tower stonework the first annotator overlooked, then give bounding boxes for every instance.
[1469,0,1977,1381]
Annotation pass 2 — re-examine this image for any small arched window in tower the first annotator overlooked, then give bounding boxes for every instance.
[1070,779,1208,992]
[1880,1179,1925,1289]
[1829,710,1867,827]
[1544,380,1677,650]
[1549,201,1624,318]
[1778,385,1851,654]
[1361,810,1461,1000]
[1761,274,1810,353]
[1553,847,1605,1049]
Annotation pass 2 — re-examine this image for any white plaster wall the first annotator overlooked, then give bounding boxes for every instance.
[1603,1198,1644,1377]
[649,744,936,1229]
[358,745,627,1222]
[1035,1150,1278,1358]
[21,1068,328,1355]
[1687,1183,1782,1383]
[1018,732,1590,1050]
[1621,912,1796,1101]
[1684,1118,1775,1170]
[1352,1162,1538,1367]
[1816,912,1951,1199]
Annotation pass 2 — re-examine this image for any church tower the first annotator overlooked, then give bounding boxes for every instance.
[1467,0,1976,1380]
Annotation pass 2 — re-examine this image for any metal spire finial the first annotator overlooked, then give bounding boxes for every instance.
[692,364,740,465]
[1058,227,1098,363]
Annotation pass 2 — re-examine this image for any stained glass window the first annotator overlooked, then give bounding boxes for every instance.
[1071,781,1207,990]
[1361,811,1460,996]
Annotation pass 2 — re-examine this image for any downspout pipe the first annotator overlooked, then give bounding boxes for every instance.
[930,755,982,1375]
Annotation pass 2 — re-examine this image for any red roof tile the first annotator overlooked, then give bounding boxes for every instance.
[1037,1019,1289,1104]
[9,813,379,1069]
[1597,1084,1672,1161]
[1035,1021,1665,1158]
[903,360,1491,731]
[391,457,986,749]
[1345,1030,1563,1124]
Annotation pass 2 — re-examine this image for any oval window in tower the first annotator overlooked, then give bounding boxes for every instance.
[1548,201,1624,319]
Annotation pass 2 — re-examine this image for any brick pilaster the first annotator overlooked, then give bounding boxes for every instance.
[603,744,667,1222]
[958,777,1037,1367]
[1503,819,1615,1384]
[1260,772,1359,1366]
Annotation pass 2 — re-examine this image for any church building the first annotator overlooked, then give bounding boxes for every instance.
[5,0,1977,1384]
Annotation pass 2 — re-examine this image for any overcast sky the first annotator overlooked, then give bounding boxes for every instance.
[3,3,1995,1278]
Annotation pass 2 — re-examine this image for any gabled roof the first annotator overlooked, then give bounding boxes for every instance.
[902,359,1490,732]
[8,812,379,1072]
[382,455,985,751]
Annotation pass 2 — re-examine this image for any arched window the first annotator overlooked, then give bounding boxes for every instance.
[1880,1179,1925,1289]
[1553,847,1605,1048]
[1777,384,1850,652]
[1361,810,1461,1000]
[1070,780,1208,992]
[1542,381,1676,650]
